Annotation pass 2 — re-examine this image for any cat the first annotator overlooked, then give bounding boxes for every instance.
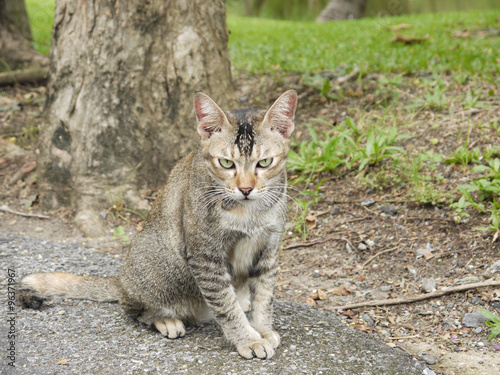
[18,89,297,360]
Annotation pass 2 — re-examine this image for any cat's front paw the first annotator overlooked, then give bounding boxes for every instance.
[261,330,280,349]
[237,339,275,359]
[154,318,185,339]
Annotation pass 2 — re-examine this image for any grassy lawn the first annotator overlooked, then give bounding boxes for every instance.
[25,0,55,55]
[27,2,500,78]
[228,11,500,76]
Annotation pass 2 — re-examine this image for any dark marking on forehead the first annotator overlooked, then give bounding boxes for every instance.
[231,109,261,156]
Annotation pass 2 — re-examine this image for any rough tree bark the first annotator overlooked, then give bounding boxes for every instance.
[316,0,367,21]
[38,0,235,236]
[0,0,48,70]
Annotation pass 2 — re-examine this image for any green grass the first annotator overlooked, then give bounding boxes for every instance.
[27,2,500,78]
[25,0,55,55]
[227,10,500,76]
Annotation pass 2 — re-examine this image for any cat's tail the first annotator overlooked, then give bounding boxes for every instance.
[18,272,121,309]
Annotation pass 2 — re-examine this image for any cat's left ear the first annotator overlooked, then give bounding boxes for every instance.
[262,90,297,138]
[194,92,230,140]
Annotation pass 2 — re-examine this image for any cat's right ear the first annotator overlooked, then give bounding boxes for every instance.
[194,92,229,140]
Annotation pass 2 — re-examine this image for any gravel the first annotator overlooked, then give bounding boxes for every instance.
[0,233,426,374]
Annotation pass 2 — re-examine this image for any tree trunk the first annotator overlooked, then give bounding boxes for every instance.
[316,0,367,21]
[0,0,48,70]
[38,0,235,237]
[4,0,32,40]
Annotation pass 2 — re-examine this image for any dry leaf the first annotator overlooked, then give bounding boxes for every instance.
[305,297,317,306]
[392,34,429,44]
[388,23,412,31]
[305,215,317,230]
[8,220,16,226]
[452,30,471,38]
[331,285,352,296]
[317,289,327,300]
[358,273,367,282]
[354,324,370,333]
[136,223,144,232]
[58,359,69,365]
[423,250,434,260]
[342,310,356,318]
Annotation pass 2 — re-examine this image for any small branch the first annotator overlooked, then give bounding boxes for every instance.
[282,235,342,250]
[362,246,399,267]
[333,279,500,310]
[403,216,457,224]
[0,67,49,87]
[0,205,50,219]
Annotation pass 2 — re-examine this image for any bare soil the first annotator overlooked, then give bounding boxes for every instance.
[1,74,499,375]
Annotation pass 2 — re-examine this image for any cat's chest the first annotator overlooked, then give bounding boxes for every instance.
[229,234,262,277]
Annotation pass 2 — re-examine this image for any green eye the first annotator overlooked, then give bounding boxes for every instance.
[219,158,234,169]
[257,158,273,168]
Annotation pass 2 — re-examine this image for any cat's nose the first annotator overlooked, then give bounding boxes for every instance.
[239,187,253,196]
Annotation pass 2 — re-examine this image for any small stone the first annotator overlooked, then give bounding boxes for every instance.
[474,327,483,334]
[462,311,489,328]
[358,243,367,250]
[423,369,436,375]
[99,210,108,219]
[421,278,436,293]
[362,313,374,325]
[490,260,500,271]
[421,354,436,365]
[380,285,392,292]
[379,205,398,216]
[58,310,66,315]
[330,206,340,215]
[361,198,375,207]
[312,270,321,278]
[35,227,43,233]
[366,239,375,247]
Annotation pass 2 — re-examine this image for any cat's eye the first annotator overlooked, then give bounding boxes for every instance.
[257,158,273,168]
[219,158,234,169]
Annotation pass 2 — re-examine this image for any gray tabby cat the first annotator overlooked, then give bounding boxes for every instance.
[19,89,297,360]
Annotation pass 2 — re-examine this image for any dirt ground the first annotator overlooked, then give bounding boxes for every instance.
[1,74,499,375]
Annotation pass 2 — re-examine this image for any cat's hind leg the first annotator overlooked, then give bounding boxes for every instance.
[154,318,185,339]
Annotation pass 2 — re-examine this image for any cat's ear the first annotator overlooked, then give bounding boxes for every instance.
[262,90,297,138]
[194,92,229,140]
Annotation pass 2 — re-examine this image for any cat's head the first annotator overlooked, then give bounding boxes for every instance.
[193,90,297,204]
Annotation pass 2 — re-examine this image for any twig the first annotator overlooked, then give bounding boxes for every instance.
[283,235,342,250]
[403,216,457,223]
[362,246,399,267]
[0,205,50,219]
[332,279,500,310]
[342,216,371,224]
[386,335,419,340]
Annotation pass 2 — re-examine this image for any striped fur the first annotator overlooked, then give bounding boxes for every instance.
[19,90,297,360]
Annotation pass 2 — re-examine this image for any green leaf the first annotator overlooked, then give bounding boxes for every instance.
[480,309,500,324]
[488,325,500,340]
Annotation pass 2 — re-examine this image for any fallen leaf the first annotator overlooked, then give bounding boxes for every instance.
[136,223,144,232]
[317,289,327,300]
[388,23,412,31]
[305,297,317,306]
[8,220,16,226]
[358,273,367,282]
[306,215,317,230]
[331,285,352,296]
[452,30,471,38]
[392,34,429,44]
[58,359,69,365]
[342,310,356,318]
[354,324,370,333]
[423,250,434,260]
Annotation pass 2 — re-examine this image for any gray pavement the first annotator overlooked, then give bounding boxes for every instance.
[0,233,426,374]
